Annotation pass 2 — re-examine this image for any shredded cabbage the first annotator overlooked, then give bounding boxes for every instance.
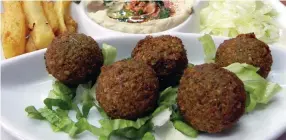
[200,0,279,43]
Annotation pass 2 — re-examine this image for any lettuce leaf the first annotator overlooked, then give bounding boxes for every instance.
[197,34,281,112]
[94,87,179,139]
[112,122,153,139]
[224,63,282,112]
[98,117,151,139]
[74,82,96,119]
[142,132,155,140]
[75,118,101,136]
[25,106,45,120]
[173,120,198,138]
[37,108,78,137]
[198,34,216,63]
[44,98,72,110]
[45,81,75,110]
[102,43,117,65]
[151,108,172,127]
[158,87,178,106]
[170,105,183,122]
[154,121,197,140]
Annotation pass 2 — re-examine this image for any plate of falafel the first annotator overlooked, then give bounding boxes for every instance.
[1,32,286,140]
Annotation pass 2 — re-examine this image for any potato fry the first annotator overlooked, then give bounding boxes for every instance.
[26,37,37,53]
[1,13,3,38]
[54,1,69,35]
[42,1,59,33]
[65,15,78,33]
[2,2,26,58]
[64,2,78,33]
[22,1,55,50]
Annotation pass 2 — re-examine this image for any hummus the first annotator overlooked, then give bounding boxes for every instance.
[86,0,194,34]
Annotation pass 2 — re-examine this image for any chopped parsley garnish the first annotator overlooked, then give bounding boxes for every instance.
[159,8,171,19]
[103,0,112,6]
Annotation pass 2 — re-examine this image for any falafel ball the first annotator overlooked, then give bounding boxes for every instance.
[177,63,246,133]
[96,59,159,120]
[131,35,188,88]
[215,33,272,78]
[45,33,103,85]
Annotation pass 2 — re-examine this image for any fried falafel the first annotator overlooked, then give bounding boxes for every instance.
[45,33,103,85]
[131,35,188,88]
[215,33,272,78]
[177,63,246,133]
[96,59,159,120]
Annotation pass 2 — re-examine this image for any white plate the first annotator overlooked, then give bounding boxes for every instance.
[1,33,286,140]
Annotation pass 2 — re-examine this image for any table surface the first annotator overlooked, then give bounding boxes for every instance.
[1,1,286,140]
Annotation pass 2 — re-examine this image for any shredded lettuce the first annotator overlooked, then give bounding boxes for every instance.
[45,81,75,110]
[198,34,216,63]
[158,87,178,106]
[72,104,83,120]
[44,98,72,110]
[151,108,172,127]
[25,76,191,139]
[98,117,150,139]
[142,132,155,140]
[102,43,117,65]
[170,105,183,122]
[25,106,45,120]
[169,104,198,138]
[154,121,197,140]
[92,87,178,139]
[37,107,78,137]
[75,82,109,119]
[224,63,282,112]
[173,121,198,138]
[197,34,281,112]
[75,118,101,136]
[200,0,279,43]
[74,82,96,119]
[188,63,195,68]
[112,122,153,139]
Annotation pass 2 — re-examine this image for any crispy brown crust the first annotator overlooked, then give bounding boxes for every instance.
[45,33,103,85]
[215,33,273,78]
[131,35,188,87]
[177,63,246,133]
[96,59,159,120]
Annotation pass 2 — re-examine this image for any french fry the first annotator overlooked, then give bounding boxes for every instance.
[42,1,59,33]
[64,2,77,33]
[2,1,26,58]
[22,1,55,50]
[26,37,37,53]
[0,13,3,38]
[54,1,69,35]
[65,15,78,33]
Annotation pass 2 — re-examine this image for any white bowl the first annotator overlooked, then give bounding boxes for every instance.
[78,1,195,37]
[184,0,286,47]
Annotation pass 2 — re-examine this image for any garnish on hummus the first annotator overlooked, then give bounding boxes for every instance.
[86,0,193,34]
[106,1,176,23]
